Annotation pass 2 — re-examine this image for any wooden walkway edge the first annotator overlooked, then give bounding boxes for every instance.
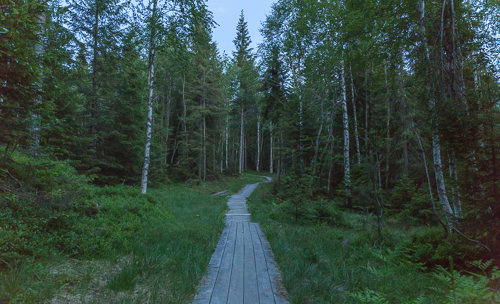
[193,181,289,304]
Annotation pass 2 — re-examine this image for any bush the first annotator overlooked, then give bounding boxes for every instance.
[0,152,94,263]
[312,198,348,227]
[396,226,480,269]
[0,152,173,265]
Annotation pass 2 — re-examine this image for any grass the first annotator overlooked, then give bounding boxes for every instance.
[0,173,265,303]
[248,182,449,304]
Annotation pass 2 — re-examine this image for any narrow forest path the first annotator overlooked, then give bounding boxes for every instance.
[192,177,289,304]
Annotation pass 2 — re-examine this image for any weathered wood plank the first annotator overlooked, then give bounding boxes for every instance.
[250,223,275,304]
[193,181,288,304]
[255,224,289,304]
[244,222,259,303]
[192,223,232,304]
[227,222,245,303]
[210,222,237,304]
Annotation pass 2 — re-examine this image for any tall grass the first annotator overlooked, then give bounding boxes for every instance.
[0,174,264,303]
[248,182,448,303]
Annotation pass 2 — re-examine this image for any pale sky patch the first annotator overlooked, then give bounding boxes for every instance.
[206,0,276,57]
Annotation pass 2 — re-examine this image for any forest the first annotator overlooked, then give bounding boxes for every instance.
[2,0,500,302]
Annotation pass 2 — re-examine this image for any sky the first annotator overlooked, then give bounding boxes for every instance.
[206,0,277,57]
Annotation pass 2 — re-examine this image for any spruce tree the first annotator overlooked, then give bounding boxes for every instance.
[231,11,258,174]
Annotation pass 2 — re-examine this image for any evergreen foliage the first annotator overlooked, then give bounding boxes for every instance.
[2,0,500,300]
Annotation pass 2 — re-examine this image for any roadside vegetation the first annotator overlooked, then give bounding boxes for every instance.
[249,181,500,304]
[0,151,264,303]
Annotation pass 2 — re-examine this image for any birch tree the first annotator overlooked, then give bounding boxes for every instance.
[140,0,158,194]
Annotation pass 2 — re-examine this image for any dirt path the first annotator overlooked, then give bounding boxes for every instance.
[192,179,288,304]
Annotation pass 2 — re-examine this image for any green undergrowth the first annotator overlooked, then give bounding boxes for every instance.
[0,152,265,303]
[248,182,500,304]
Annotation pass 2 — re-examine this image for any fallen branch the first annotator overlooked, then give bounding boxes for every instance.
[452,228,491,252]
[5,169,22,187]
[0,186,24,198]
[212,190,230,196]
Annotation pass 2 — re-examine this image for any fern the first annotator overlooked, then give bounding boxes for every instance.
[430,259,500,304]
[349,288,389,304]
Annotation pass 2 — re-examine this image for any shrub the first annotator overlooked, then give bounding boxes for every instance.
[0,152,173,265]
[0,152,94,263]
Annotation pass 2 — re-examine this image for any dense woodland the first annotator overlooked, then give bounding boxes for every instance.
[2,0,500,301]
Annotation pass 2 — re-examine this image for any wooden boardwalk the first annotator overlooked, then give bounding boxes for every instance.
[193,182,288,304]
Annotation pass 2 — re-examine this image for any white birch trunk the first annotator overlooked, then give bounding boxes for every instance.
[341,62,351,203]
[449,154,462,217]
[32,0,45,151]
[141,0,157,194]
[433,135,454,227]
[350,64,361,165]
[414,124,449,235]
[419,0,454,227]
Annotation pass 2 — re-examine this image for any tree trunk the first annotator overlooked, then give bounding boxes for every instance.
[374,153,384,240]
[277,127,281,182]
[225,113,229,170]
[202,68,207,181]
[419,0,454,228]
[433,135,454,227]
[239,105,244,174]
[32,0,46,152]
[310,97,324,195]
[365,69,370,161]
[341,62,351,205]
[91,3,99,152]
[327,92,336,194]
[141,0,157,194]
[384,59,391,189]
[220,131,223,173]
[182,74,187,158]
[170,139,177,165]
[213,133,216,175]
[414,125,449,237]
[350,64,361,165]
[400,51,409,173]
[270,123,274,173]
[449,153,462,217]
[164,90,172,164]
[203,101,207,181]
[257,116,261,172]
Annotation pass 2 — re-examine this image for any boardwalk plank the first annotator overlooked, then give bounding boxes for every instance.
[227,222,244,303]
[250,223,275,304]
[210,222,237,304]
[255,224,289,304]
[243,222,259,303]
[193,181,288,304]
[192,223,231,304]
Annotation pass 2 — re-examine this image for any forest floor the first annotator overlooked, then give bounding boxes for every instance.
[247,182,450,304]
[0,173,265,304]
